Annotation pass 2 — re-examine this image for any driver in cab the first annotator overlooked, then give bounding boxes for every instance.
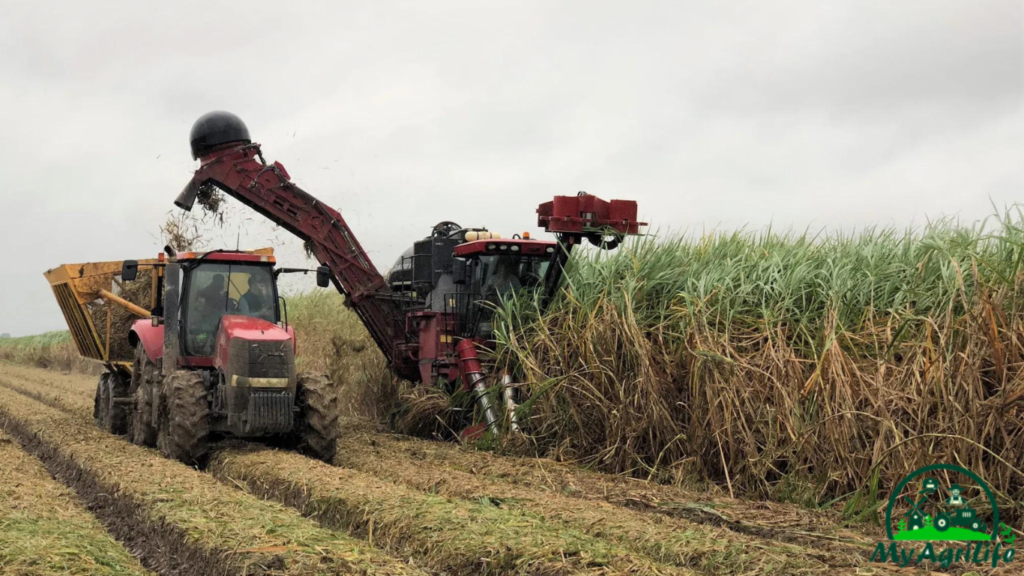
[239,279,274,320]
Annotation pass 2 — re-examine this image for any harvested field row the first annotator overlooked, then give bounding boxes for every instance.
[337,421,874,546]
[0,379,674,576]
[0,361,98,396]
[211,446,688,576]
[0,386,428,576]
[0,429,151,576]
[333,429,890,575]
[0,366,896,575]
[1,362,861,538]
[1,373,847,576]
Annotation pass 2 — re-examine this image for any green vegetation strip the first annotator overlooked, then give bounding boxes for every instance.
[211,446,686,576]
[0,386,427,576]
[0,330,71,348]
[0,429,151,576]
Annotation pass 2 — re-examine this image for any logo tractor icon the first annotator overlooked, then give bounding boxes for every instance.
[935,484,985,533]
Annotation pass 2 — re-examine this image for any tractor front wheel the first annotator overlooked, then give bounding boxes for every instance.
[157,370,210,465]
[292,373,338,462]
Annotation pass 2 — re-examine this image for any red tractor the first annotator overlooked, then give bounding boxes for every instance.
[46,247,339,464]
[175,111,644,434]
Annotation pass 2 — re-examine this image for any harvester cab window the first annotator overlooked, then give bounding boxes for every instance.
[474,255,550,300]
[183,263,277,356]
[466,254,550,338]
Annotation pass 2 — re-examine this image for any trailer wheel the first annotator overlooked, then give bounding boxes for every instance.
[130,343,158,447]
[292,373,338,462]
[94,373,110,428]
[157,370,210,465]
[107,371,130,435]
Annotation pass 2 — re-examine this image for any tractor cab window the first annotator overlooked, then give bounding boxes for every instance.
[183,263,277,356]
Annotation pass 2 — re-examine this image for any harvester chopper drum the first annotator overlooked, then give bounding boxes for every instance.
[44,248,339,464]
[177,111,646,436]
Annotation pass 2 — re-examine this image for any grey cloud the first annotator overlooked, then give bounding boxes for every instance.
[0,1,1020,337]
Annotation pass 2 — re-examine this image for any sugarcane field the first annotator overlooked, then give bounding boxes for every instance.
[0,2,1021,575]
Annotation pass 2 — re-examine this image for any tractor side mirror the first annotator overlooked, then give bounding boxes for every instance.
[452,260,467,285]
[121,260,139,281]
[315,266,331,288]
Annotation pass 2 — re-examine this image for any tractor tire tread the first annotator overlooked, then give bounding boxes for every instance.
[107,371,131,436]
[294,372,338,462]
[94,374,110,429]
[159,370,210,465]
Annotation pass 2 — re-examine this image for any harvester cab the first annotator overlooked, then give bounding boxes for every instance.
[45,247,338,466]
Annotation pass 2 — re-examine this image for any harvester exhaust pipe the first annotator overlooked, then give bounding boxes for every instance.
[455,339,500,435]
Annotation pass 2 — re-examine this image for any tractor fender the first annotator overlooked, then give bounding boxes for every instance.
[128,319,164,363]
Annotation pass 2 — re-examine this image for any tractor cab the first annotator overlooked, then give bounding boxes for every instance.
[178,253,280,357]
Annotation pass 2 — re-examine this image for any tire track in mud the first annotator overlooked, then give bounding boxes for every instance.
[0,429,153,576]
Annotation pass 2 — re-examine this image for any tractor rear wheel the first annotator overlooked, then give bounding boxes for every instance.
[292,373,338,462]
[130,343,158,447]
[935,513,951,532]
[157,370,210,465]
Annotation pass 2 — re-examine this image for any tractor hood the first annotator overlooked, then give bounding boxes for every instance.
[213,316,296,377]
[217,315,292,344]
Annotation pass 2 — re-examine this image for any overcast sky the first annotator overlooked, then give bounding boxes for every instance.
[0,1,1021,336]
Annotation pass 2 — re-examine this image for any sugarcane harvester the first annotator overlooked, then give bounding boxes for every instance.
[44,248,339,464]
[176,111,645,434]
